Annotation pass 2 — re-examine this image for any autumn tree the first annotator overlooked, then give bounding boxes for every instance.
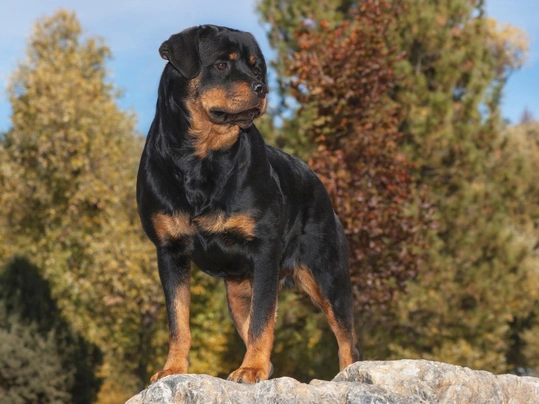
[0,9,159,397]
[258,0,538,374]
[287,3,432,309]
[0,10,237,399]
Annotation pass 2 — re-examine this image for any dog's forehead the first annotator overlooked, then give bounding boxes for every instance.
[199,29,260,61]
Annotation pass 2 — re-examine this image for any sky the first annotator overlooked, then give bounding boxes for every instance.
[1,0,538,135]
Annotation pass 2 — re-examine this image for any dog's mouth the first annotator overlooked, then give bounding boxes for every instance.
[209,107,262,129]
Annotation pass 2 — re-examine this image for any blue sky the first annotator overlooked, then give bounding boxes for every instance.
[1,0,538,134]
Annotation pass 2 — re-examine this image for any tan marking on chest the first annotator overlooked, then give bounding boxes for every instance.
[194,211,256,240]
[153,211,256,242]
[185,99,240,158]
[152,212,195,242]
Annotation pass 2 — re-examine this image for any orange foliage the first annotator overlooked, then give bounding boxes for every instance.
[287,1,434,310]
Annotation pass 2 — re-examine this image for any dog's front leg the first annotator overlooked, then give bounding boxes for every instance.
[227,255,279,384]
[151,246,191,383]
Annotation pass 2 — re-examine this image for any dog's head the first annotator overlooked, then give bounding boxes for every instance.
[159,25,268,131]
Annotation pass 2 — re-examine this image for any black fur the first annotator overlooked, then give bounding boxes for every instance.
[137,24,359,384]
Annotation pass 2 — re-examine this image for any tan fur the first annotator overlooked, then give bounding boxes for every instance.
[194,211,256,239]
[152,212,195,243]
[294,265,357,370]
[152,211,256,243]
[229,52,239,60]
[249,55,257,65]
[185,100,241,158]
[199,84,256,113]
[241,314,275,369]
[228,301,275,382]
[150,278,191,382]
[186,78,265,157]
[225,279,253,343]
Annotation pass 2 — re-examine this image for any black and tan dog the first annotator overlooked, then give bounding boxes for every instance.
[137,25,359,384]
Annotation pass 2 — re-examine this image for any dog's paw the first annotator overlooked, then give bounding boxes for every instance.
[150,367,185,383]
[227,362,274,384]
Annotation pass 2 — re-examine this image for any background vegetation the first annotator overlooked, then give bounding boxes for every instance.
[1,1,538,402]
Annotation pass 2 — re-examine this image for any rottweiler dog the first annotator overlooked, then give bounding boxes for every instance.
[137,25,359,384]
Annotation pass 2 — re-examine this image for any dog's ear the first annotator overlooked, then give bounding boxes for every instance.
[159,27,201,79]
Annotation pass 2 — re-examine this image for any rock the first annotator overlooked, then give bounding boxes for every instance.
[126,360,539,404]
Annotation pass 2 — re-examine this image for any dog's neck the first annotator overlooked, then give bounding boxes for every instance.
[150,111,254,216]
[147,71,263,216]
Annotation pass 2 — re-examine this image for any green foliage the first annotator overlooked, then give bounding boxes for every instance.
[1,3,536,400]
[0,257,102,404]
[0,307,71,404]
[0,10,161,395]
[0,10,241,399]
[381,0,536,373]
[258,0,538,375]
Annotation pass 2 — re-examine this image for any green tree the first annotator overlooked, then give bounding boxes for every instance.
[0,308,71,404]
[378,0,536,373]
[0,257,102,404]
[498,121,539,374]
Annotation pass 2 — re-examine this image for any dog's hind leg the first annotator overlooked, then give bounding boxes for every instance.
[294,227,360,371]
[150,246,192,383]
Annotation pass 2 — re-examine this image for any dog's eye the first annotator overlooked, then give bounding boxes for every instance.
[252,67,261,77]
[215,62,228,71]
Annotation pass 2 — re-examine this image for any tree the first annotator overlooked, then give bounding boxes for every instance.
[0,257,102,404]
[258,0,537,374]
[0,10,236,398]
[286,3,433,310]
[499,121,539,374]
[0,308,71,404]
[0,10,161,396]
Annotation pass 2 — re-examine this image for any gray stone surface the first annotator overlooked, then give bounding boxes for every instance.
[126,360,539,404]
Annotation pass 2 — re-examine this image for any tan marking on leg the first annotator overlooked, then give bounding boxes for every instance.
[294,265,357,370]
[151,278,191,383]
[228,309,275,383]
[194,211,256,239]
[226,279,252,344]
[152,212,195,244]
[243,315,275,369]
[227,279,278,383]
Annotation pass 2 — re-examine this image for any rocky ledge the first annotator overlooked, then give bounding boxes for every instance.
[126,359,539,404]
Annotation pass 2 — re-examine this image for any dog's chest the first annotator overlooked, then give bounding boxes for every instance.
[152,210,256,241]
[152,210,256,277]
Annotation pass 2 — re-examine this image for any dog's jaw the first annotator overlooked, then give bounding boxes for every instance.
[209,107,262,129]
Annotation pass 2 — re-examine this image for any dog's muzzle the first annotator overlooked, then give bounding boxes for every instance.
[209,107,262,129]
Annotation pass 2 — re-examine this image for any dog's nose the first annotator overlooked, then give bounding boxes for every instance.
[251,81,268,98]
